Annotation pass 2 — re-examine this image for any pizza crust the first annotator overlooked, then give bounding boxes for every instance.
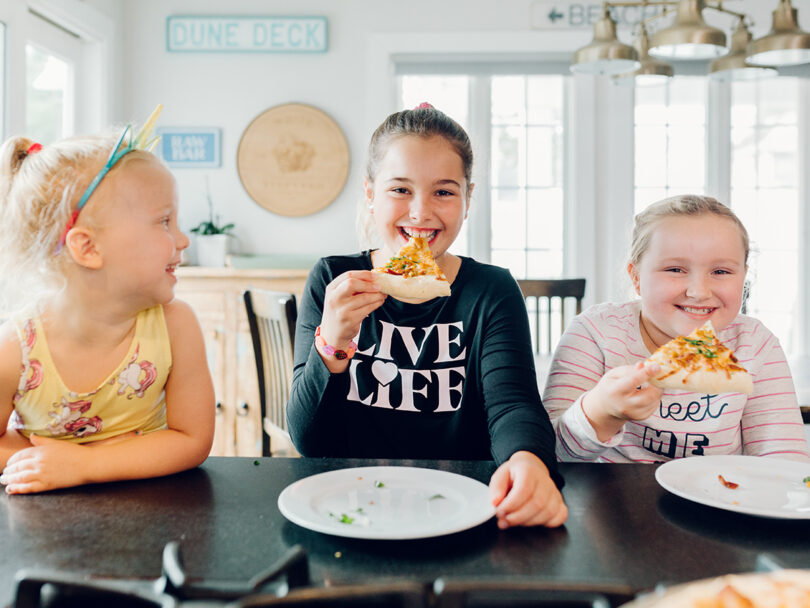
[647,361,754,395]
[372,271,451,302]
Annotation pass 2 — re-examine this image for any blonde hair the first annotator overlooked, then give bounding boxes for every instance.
[0,132,147,313]
[629,194,750,268]
[357,105,473,248]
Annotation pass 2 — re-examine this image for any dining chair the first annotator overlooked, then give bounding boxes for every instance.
[243,288,300,457]
[516,278,586,356]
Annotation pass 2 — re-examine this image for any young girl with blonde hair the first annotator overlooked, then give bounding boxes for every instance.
[544,194,808,462]
[0,109,215,494]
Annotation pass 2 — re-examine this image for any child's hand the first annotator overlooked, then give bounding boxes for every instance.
[318,270,386,360]
[581,361,663,442]
[488,451,567,529]
[0,435,89,494]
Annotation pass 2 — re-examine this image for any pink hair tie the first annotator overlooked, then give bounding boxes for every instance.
[414,102,434,110]
[26,143,43,155]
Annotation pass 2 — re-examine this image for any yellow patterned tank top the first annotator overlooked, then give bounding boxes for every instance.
[11,305,170,443]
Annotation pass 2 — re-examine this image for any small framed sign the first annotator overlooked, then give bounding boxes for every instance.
[167,16,327,53]
[157,127,221,168]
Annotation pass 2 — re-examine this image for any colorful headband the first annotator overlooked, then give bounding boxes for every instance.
[55,104,163,253]
[26,143,43,155]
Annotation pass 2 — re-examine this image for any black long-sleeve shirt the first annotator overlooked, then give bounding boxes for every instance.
[287,252,562,487]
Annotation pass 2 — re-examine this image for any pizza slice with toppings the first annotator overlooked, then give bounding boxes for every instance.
[646,320,753,395]
[372,236,451,302]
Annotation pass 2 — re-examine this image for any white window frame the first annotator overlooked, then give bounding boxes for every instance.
[0,0,113,137]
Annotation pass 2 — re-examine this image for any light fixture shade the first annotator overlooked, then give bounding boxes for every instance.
[710,18,778,81]
[571,9,640,75]
[746,0,810,67]
[649,0,727,59]
[613,25,674,87]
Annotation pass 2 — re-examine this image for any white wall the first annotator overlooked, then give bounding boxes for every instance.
[118,0,558,260]
[100,1,789,261]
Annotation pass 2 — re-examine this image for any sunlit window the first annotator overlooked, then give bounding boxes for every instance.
[0,22,5,139]
[729,78,799,355]
[25,43,73,143]
[490,75,565,279]
[634,76,707,213]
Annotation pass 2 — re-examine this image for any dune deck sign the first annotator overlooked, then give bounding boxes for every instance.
[167,16,327,53]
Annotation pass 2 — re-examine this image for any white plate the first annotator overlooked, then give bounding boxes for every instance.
[655,455,810,519]
[277,466,496,539]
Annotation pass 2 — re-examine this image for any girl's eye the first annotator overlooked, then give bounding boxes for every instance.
[162,218,171,228]
[436,189,455,197]
[713,269,731,275]
[390,187,409,195]
[664,268,684,273]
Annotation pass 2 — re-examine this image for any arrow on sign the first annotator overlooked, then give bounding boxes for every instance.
[548,7,564,23]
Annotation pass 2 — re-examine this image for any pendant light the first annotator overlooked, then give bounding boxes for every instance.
[710,18,778,81]
[613,24,674,87]
[571,7,641,75]
[746,0,810,67]
[649,0,727,59]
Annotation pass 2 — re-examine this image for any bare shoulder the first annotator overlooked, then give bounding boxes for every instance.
[0,321,22,390]
[162,299,202,334]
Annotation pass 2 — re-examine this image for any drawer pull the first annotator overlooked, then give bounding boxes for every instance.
[237,402,250,417]
[215,402,223,415]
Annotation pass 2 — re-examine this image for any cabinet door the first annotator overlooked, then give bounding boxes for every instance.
[178,290,232,456]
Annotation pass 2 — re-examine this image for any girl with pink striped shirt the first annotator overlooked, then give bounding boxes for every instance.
[543,195,809,463]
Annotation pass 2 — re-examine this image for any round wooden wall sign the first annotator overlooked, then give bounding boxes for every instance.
[237,103,350,217]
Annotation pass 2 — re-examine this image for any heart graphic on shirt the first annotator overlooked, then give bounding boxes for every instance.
[371,361,398,386]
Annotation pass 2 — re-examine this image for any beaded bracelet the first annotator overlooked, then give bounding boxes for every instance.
[315,325,357,361]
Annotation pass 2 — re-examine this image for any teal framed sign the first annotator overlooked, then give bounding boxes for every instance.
[157,128,221,168]
[167,16,327,53]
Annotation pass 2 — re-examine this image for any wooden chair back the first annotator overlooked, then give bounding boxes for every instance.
[243,288,299,457]
[516,278,586,355]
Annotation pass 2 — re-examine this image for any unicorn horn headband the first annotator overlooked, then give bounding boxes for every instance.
[55,104,164,253]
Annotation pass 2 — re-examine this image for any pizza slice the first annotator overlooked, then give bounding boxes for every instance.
[646,320,753,395]
[372,236,451,301]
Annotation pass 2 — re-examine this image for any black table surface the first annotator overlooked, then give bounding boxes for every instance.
[1,457,809,606]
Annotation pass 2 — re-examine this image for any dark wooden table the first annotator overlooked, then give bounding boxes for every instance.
[1,457,809,607]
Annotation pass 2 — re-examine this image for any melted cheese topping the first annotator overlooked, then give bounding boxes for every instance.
[653,324,748,383]
[374,237,447,280]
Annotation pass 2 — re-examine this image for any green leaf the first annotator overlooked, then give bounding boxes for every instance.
[374,481,385,488]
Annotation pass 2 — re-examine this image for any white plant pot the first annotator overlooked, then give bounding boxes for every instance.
[196,234,229,267]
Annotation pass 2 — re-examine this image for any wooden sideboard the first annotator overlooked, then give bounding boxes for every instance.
[175,267,309,457]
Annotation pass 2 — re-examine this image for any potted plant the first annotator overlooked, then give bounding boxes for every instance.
[191,176,235,267]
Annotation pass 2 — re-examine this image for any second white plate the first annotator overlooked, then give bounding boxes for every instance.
[277,466,496,539]
[655,455,810,519]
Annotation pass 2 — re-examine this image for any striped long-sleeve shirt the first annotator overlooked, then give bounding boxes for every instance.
[542,300,810,463]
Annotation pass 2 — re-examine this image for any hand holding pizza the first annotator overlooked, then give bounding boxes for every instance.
[581,361,664,442]
[318,271,387,369]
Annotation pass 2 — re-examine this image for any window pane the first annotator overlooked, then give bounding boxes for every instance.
[526,126,561,188]
[730,78,800,356]
[491,188,526,249]
[634,76,706,214]
[492,76,525,125]
[400,75,469,130]
[492,75,564,279]
[25,44,71,143]
[527,188,563,250]
[0,22,5,139]
[491,126,524,187]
